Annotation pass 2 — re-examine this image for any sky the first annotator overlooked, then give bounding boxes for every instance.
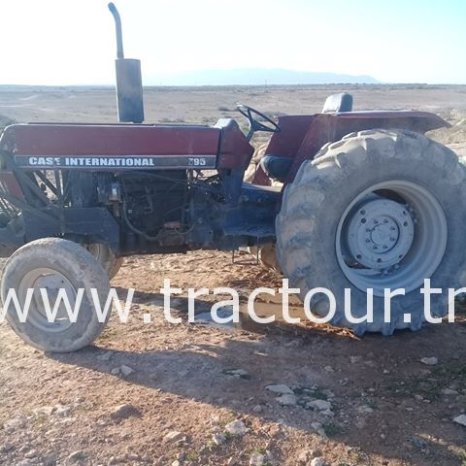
[0,0,465,85]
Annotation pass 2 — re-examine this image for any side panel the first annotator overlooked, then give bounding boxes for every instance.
[265,115,315,158]
[251,115,313,185]
[215,119,255,169]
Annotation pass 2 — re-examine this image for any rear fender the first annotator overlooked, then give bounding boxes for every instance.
[252,111,448,185]
[285,111,448,182]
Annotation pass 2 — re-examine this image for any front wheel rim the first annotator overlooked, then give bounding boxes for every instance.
[18,268,77,332]
[336,180,447,296]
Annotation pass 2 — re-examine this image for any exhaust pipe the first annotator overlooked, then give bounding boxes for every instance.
[108,2,144,123]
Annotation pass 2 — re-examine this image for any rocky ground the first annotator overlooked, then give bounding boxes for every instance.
[1,252,466,466]
[1,86,466,465]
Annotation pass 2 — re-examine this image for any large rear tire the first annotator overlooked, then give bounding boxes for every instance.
[1,238,111,352]
[276,129,466,335]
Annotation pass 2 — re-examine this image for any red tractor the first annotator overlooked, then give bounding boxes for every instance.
[0,4,465,352]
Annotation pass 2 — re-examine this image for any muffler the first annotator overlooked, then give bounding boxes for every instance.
[108,2,144,123]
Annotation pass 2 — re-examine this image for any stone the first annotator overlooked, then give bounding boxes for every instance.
[307,400,332,411]
[212,433,226,445]
[252,405,263,413]
[453,414,466,427]
[441,388,458,396]
[249,452,265,465]
[297,449,313,463]
[310,458,326,466]
[420,357,438,366]
[55,405,72,417]
[120,365,135,376]
[3,416,26,432]
[24,449,38,459]
[357,405,374,414]
[33,406,55,416]
[350,356,362,364]
[0,444,14,454]
[225,420,249,436]
[164,431,185,443]
[223,368,251,379]
[97,351,113,361]
[110,404,141,421]
[411,436,428,449]
[276,394,297,406]
[265,384,293,394]
[311,422,327,438]
[67,451,87,463]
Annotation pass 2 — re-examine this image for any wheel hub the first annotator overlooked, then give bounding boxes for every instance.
[346,198,415,270]
[19,268,77,332]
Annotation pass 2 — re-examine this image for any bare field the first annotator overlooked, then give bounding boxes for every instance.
[2,84,466,123]
[1,85,466,466]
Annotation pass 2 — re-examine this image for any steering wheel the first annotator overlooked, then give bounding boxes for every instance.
[236,104,280,141]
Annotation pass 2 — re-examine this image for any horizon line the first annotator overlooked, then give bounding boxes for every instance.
[1,82,466,88]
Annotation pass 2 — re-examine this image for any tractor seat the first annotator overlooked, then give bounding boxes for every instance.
[322,92,353,113]
[259,155,293,183]
[259,93,354,182]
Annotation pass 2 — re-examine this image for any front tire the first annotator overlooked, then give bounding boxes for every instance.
[1,238,111,352]
[276,130,466,335]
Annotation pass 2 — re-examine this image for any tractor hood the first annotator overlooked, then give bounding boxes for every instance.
[0,123,221,170]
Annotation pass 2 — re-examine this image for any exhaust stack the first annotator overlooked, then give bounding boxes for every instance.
[108,2,144,123]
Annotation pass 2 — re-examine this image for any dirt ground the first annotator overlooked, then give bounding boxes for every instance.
[1,85,466,466]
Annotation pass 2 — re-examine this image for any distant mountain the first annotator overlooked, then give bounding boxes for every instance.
[149,68,378,86]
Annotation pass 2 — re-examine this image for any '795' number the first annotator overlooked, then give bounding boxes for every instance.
[188,157,207,167]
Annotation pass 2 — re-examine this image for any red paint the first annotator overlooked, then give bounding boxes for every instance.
[0,172,23,199]
[215,119,254,169]
[2,123,221,157]
[253,111,448,184]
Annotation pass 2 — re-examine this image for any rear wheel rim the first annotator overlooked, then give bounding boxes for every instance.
[335,180,447,296]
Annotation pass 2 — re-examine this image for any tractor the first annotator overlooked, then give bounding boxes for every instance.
[0,4,465,352]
